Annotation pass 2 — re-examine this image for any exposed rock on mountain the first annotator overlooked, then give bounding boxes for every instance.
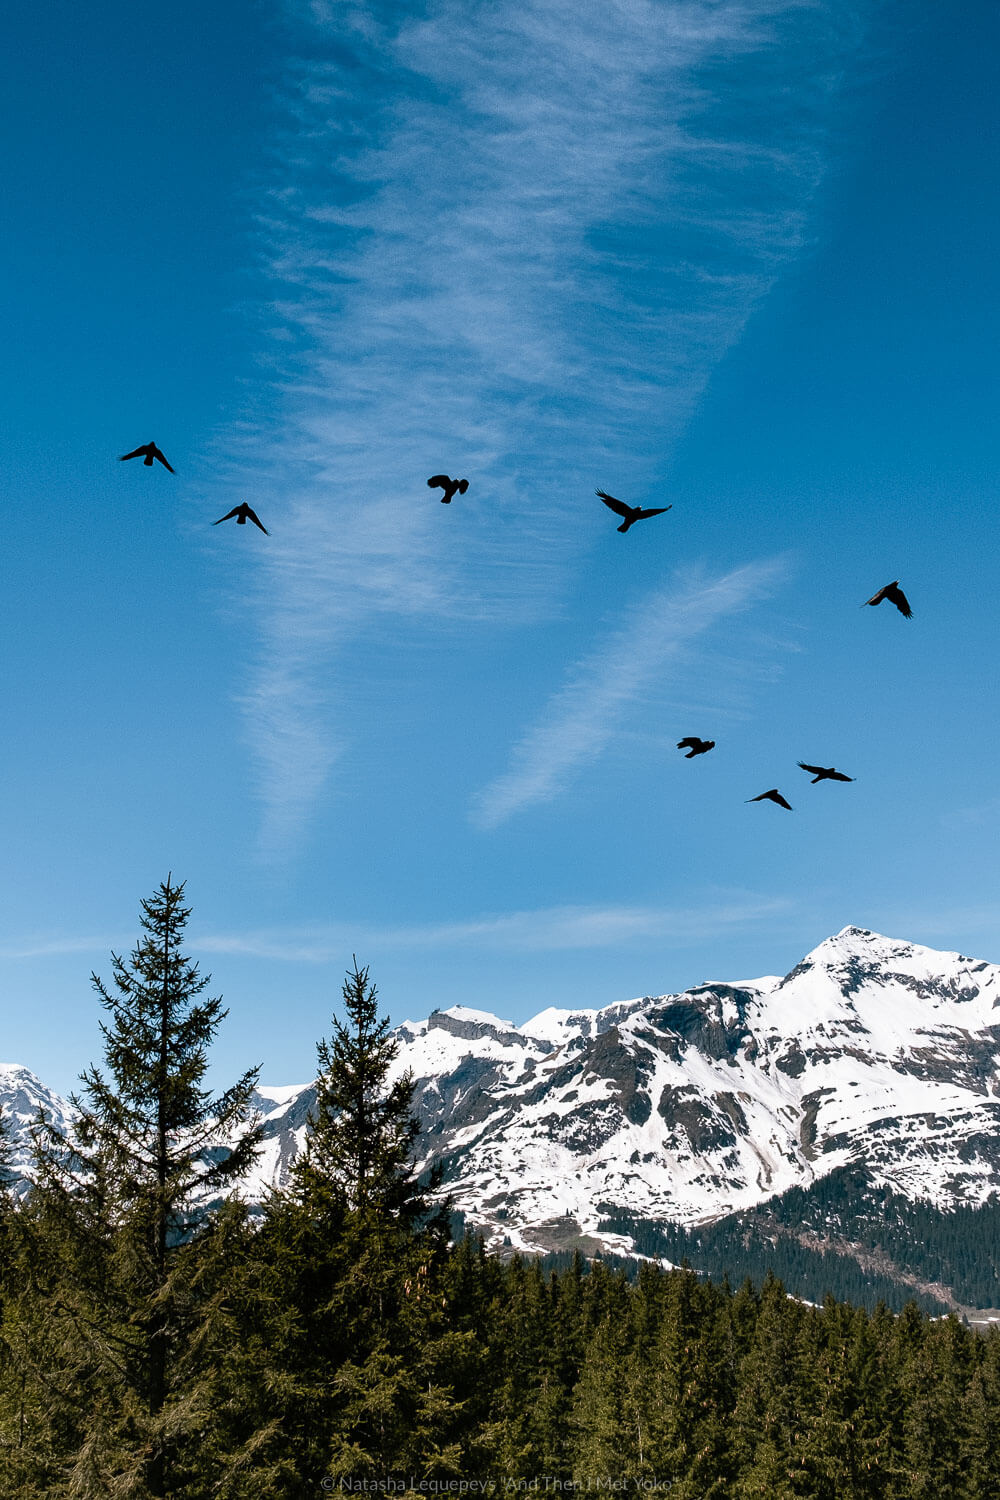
[5,928,1000,1262]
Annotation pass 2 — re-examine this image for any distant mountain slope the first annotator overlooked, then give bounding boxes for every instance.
[0,1063,76,1193]
[600,1164,1000,1320]
[388,927,1000,1254]
[4,927,1000,1306]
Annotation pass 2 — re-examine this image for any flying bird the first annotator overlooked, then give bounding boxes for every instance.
[677,737,715,759]
[596,489,671,534]
[119,441,174,472]
[428,474,469,504]
[797,762,854,784]
[213,503,268,534]
[747,789,793,811]
[863,580,912,618]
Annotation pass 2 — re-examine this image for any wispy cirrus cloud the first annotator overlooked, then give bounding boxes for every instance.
[939,797,1000,832]
[193,890,792,960]
[471,556,789,827]
[0,935,128,961]
[0,895,794,967]
[220,0,862,853]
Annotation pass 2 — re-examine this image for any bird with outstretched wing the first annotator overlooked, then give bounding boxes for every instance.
[677,738,715,758]
[596,489,671,534]
[863,580,912,617]
[747,789,793,810]
[119,441,175,472]
[213,503,268,534]
[798,762,854,784]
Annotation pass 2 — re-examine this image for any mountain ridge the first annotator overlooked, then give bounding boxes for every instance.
[4,927,1000,1276]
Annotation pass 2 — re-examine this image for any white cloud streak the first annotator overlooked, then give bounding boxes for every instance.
[0,935,131,961]
[193,891,792,959]
[939,797,1000,832]
[0,894,791,967]
[471,556,789,826]
[222,0,862,852]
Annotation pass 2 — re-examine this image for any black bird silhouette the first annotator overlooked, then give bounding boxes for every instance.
[863,580,912,618]
[798,761,854,784]
[596,489,671,533]
[677,737,715,758]
[213,503,268,534]
[747,789,793,811]
[428,474,469,504]
[119,441,174,472]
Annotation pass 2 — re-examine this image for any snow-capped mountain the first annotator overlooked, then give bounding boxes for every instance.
[381,927,1000,1252]
[4,928,1000,1259]
[0,1064,76,1193]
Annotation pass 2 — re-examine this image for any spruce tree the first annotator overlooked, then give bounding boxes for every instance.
[791,1299,894,1499]
[291,957,431,1227]
[233,959,461,1490]
[897,1314,973,1498]
[21,877,262,1497]
[964,1330,1000,1498]
[641,1271,733,1498]
[479,1256,554,1477]
[569,1307,637,1479]
[730,1274,803,1499]
[0,1113,46,1497]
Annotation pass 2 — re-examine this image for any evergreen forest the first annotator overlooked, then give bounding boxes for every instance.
[599,1169,1000,1318]
[2,880,999,1498]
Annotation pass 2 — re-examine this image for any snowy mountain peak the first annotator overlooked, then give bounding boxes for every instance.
[0,1063,71,1126]
[809,924,989,978]
[426,1007,527,1046]
[520,997,648,1047]
[389,928,1000,1250]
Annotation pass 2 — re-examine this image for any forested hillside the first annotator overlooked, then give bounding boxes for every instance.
[599,1167,1000,1318]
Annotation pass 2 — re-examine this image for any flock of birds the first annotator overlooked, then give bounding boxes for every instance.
[593,483,910,812]
[121,443,913,814]
[671,570,910,809]
[676,737,855,813]
[119,441,269,532]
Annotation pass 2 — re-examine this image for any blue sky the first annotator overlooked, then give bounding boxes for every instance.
[3,0,999,1097]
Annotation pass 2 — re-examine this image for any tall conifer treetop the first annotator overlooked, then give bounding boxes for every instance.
[293,958,433,1225]
[73,874,262,1222]
[21,878,264,1497]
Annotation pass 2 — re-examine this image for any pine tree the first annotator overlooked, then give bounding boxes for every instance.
[227,959,461,1490]
[19,877,262,1497]
[730,1273,803,1499]
[292,957,434,1229]
[897,1313,973,1498]
[568,1312,631,1478]
[963,1329,1000,1498]
[640,1271,733,1498]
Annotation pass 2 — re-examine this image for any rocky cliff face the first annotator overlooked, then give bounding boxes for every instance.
[5,927,1000,1256]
